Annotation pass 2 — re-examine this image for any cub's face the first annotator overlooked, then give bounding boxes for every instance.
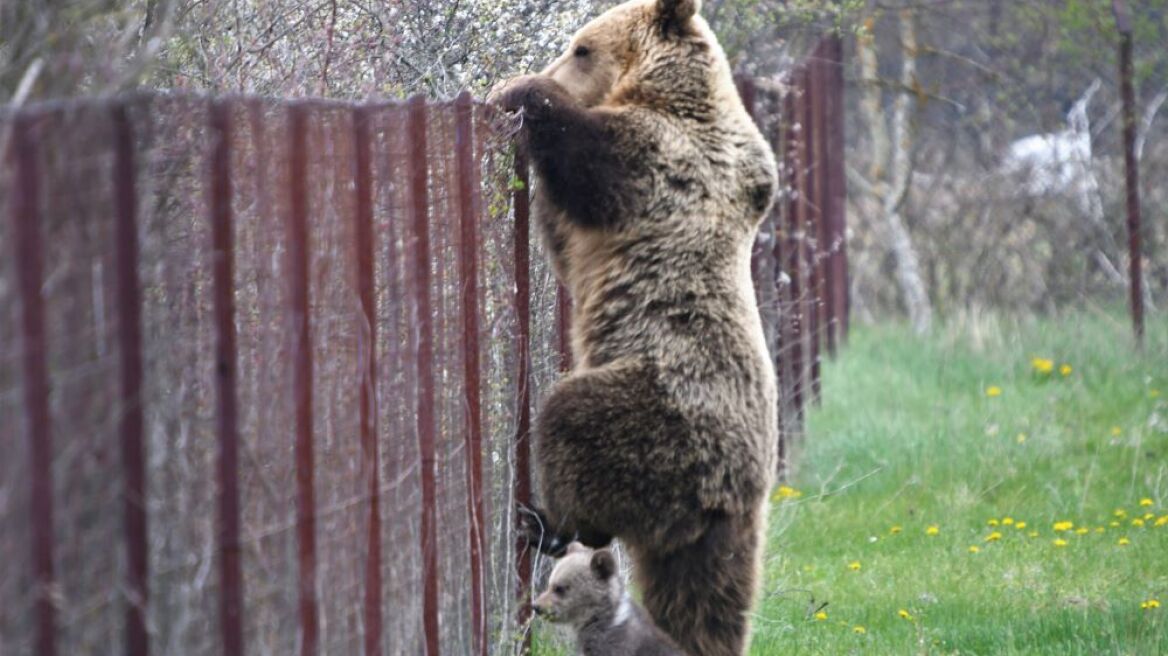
[532,543,619,627]
[540,0,702,107]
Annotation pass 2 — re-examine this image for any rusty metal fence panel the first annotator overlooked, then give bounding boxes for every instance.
[0,40,845,656]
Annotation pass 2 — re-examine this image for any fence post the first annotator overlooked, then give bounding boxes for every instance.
[288,103,319,656]
[351,104,383,656]
[112,102,150,656]
[454,91,489,656]
[405,95,441,656]
[9,112,58,656]
[1113,0,1144,347]
[825,34,850,344]
[511,147,534,654]
[209,99,245,656]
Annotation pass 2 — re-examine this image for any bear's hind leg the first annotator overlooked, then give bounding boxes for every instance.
[634,508,765,656]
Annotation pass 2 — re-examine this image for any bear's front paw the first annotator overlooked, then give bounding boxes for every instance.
[517,504,572,558]
[488,75,563,118]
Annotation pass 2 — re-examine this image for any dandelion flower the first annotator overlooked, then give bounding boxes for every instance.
[890,525,903,535]
[1053,538,1068,548]
[986,386,1002,397]
[1154,516,1168,528]
[1016,433,1027,444]
[1015,521,1027,530]
[1028,531,1039,538]
[1031,357,1054,374]
[1110,521,1121,528]
[848,561,862,571]
[1118,537,1131,546]
[926,525,940,536]
[985,531,1002,542]
[1132,518,1145,528]
[1074,527,1089,535]
[853,625,867,634]
[1095,527,1106,534]
[1144,512,1155,521]
[987,518,999,527]
[773,485,802,501]
[814,611,828,621]
[1140,498,1154,507]
[1141,599,1161,610]
[1002,517,1014,526]
[1111,426,1122,437]
[898,609,914,621]
[1053,521,1074,532]
[1150,389,1161,398]
[968,545,981,553]
[1115,509,1128,519]
[1059,364,1072,376]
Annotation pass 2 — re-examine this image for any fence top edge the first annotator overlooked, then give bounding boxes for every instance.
[0,89,492,122]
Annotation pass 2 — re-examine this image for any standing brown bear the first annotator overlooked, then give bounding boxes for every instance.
[491,0,777,654]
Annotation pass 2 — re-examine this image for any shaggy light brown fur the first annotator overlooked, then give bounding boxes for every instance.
[492,1,777,654]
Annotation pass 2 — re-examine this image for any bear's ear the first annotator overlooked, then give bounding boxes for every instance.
[566,542,590,557]
[590,549,616,580]
[656,0,700,33]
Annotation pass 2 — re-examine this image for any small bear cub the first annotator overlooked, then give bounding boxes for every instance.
[533,543,685,656]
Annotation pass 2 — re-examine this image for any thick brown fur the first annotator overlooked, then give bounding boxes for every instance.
[533,543,685,656]
[491,1,777,654]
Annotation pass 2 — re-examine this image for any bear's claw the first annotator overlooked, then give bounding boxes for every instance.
[517,505,573,558]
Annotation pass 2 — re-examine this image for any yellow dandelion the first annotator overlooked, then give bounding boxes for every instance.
[853,625,867,634]
[1073,527,1088,535]
[1095,527,1106,534]
[1132,518,1146,528]
[1118,537,1131,546]
[1015,521,1027,530]
[1059,364,1072,376]
[848,561,862,571]
[1140,498,1154,507]
[773,485,802,501]
[1142,599,1161,610]
[898,609,914,621]
[986,385,1002,397]
[1053,521,1074,532]
[890,525,903,535]
[1016,433,1027,444]
[1002,517,1015,526]
[1111,426,1122,437]
[1115,509,1128,519]
[1028,531,1039,538]
[968,545,981,553]
[814,611,828,621]
[1154,516,1168,527]
[1144,512,1155,521]
[1110,521,1121,528]
[1150,389,1161,398]
[1031,357,1054,375]
[1053,538,1068,548]
[987,518,999,527]
[926,525,940,536]
[985,531,1002,542]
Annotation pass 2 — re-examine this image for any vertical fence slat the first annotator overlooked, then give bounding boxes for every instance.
[112,103,150,656]
[288,103,319,656]
[512,147,534,654]
[826,35,850,344]
[813,49,837,359]
[209,100,245,656]
[9,112,57,656]
[1113,0,1144,346]
[454,91,488,656]
[407,94,440,656]
[352,105,383,656]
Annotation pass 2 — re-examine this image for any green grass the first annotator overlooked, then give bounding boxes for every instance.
[753,311,1168,655]
[532,310,1168,655]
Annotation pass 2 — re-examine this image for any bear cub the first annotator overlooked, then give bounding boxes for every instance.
[534,543,685,656]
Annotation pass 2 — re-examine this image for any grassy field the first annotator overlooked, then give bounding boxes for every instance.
[531,310,1168,655]
[752,311,1168,655]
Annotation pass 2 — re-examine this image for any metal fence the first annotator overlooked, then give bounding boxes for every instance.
[0,37,845,656]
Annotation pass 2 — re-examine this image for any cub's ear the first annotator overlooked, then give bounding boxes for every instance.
[590,549,616,580]
[656,0,700,33]
[566,542,590,557]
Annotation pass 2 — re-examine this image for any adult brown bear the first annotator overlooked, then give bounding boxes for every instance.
[492,1,777,654]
